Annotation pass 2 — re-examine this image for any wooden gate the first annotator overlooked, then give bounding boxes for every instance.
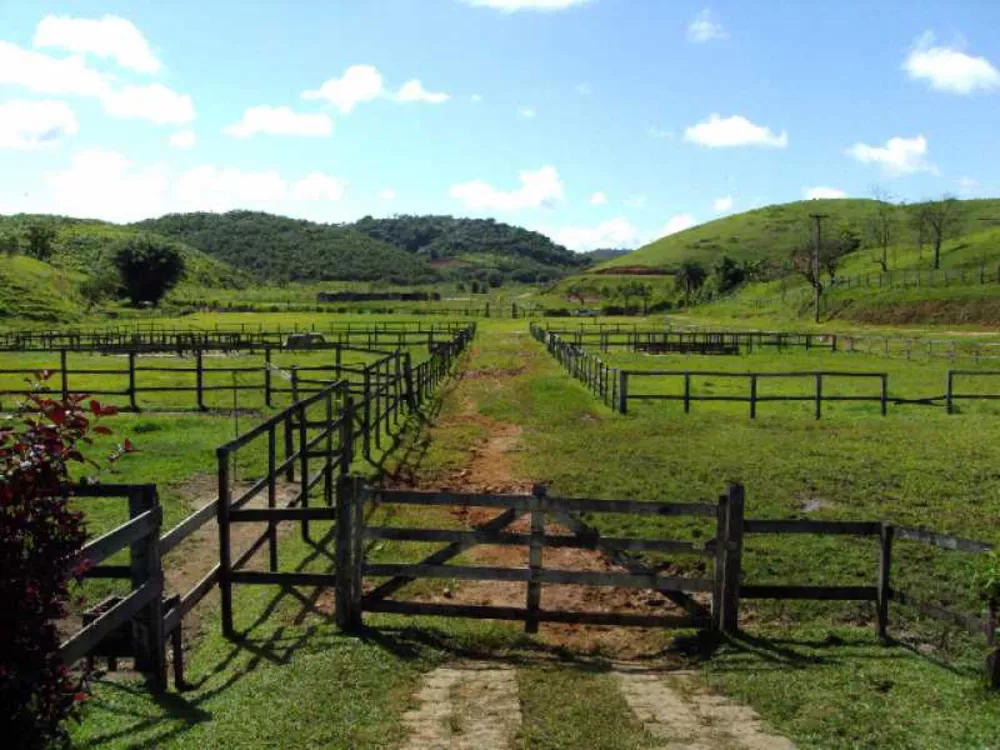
[335,483,746,633]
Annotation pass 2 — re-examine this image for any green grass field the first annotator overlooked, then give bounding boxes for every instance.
[0,312,991,748]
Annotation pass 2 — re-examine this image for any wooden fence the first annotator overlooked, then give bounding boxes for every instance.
[534,326,1000,417]
[60,485,167,691]
[0,324,477,413]
[0,321,471,353]
[250,479,999,687]
[536,323,1000,363]
[57,324,474,688]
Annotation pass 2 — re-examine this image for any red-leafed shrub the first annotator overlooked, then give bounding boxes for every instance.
[0,376,128,748]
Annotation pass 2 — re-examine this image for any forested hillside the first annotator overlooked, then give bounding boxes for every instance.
[135,211,437,284]
[351,214,586,282]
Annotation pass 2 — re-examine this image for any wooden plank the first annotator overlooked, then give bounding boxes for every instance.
[229,506,338,522]
[364,527,712,555]
[894,526,993,553]
[526,492,544,633]
[164,564,219,634]
[891,590,985,633]
[364,563,714,592]
[876,523,893,641]
[362,599,701,628]
[231,570,339,587]
[372,490,717,517]
[741,585,878,601]
[76,507,160,569]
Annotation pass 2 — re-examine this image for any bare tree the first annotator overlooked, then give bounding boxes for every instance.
[866,186,898,273]
[791,221,860,322]
[909,204,930,262]
[566,283,587,308]
[924,195,959,270]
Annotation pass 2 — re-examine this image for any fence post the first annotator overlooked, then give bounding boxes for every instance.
[128,486,166,691]
[684,372,691,414]
[363,367,372,459]
[404,352,416,410]
[60,349,69,400]
[876,522,894,643]
[290,366,300,404]
[946,371,954,414]
[351,477,365,629]
[196,349,205,411]
[526,484,546,634]
[335,474,356,630]
[284,412,295,482]
[128,352,137,411]
[721,482,745,634]
[986,597,999,688]
[267,424,278,571]
[815,373,823,420]
[711,491,729,633]
[880,375,888,417]
[298,402,310,542]
[218,448,234,638]
[618,370,629,414]
[264,346,273,408]
[749,374,757,419]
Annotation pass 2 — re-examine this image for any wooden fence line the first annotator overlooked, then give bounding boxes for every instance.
[534,325,1000,417]
[57,324,475,689]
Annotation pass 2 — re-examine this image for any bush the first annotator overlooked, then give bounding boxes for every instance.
[0,380,127,748]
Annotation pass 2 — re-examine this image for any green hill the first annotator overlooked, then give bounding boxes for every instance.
[598,198,1000,274]
[0,254,85,321]
[136,211,436,285]
[351,214,587,283]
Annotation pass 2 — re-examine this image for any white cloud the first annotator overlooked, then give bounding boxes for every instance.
[846,135,935,176]
[550,218,639,252]
[713,195,733,212]
[459,0,591,11]
[518,106,537,118]
[575,82,592,95]
[648,126,674,139]
[223,105,332,137]
[34,14,161,74]
[290,172,348,201]
[168,129,196,150]
[803,186,847,200]
[450,165,564,211]
[302,64,383,114]
[687,9,727,43]
[589,191,607,205]
[684,114,787,148]
[0,41,109,97]
[40,148,172,222]
[5,148,349,223]
[101,83,195,124]
[396,79,449,103]
[0,99,78,150]
[0,42,195,126]
[380,188,396,201]
[659,214,697,237]
[904,32,999,95]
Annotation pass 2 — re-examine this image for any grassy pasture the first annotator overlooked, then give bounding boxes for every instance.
[3,313,990,748]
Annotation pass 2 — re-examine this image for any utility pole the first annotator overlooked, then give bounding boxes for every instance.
[809,213,829,323]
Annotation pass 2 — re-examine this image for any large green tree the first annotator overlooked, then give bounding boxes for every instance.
[25,224,56,262]
[113,235,185,306]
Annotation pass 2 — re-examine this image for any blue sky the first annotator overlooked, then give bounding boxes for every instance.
[1,0,999,251]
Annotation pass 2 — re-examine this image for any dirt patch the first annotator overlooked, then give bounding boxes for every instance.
[614,665,796,749]
[383,355,691,659]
